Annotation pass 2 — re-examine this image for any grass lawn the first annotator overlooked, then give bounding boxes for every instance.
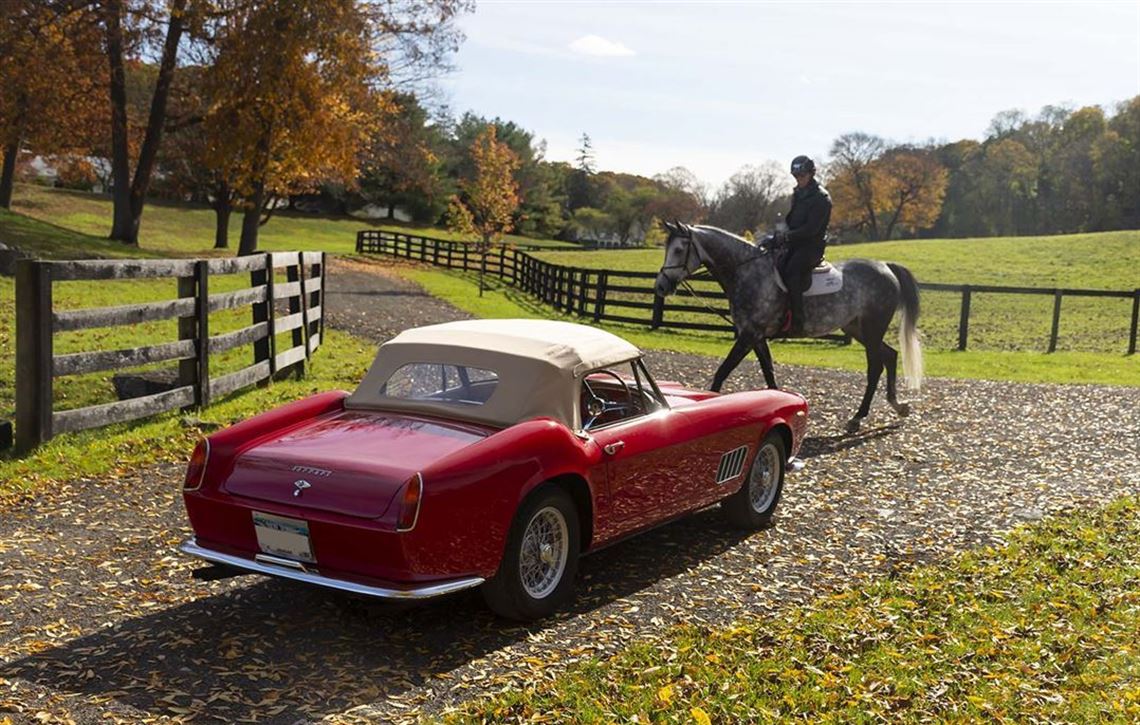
[450,496,1140,723]
[8,184,577,259]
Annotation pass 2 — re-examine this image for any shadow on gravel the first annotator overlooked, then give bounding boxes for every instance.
[799,424,902,460]
[1,508,749,722]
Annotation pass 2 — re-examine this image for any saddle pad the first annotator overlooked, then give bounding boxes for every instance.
[775,263,844,296]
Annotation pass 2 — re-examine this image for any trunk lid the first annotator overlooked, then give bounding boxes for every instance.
[222,410,491,518]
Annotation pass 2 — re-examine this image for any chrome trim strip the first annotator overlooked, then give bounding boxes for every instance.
[396,472,423,532]
[179,539,484,600]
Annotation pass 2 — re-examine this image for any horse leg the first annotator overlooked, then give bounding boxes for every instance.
[881,342,910,418]
[841,324,885,434]
[710,335,753,392]
[753,338,778,389]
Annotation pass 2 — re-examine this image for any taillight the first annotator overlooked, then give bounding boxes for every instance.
[184,439,210,491]
[396,473,423,532]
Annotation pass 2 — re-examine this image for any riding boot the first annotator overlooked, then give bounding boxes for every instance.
[789,289,806,335]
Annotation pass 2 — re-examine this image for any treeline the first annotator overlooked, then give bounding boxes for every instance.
[828,100,1140,241]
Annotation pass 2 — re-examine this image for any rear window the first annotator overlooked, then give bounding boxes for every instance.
[379,363,499,406]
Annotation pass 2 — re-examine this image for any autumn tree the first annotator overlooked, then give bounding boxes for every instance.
[359,92,449,222]
[876,147,949,239]
[447,125,521,244]
[0,1,104,208]
[827,132,889,239]
[204,0,468,255]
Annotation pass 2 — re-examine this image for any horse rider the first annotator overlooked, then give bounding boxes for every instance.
[773,155,832,335]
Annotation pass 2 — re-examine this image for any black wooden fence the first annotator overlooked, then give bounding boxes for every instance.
[15,252,325,451]
[357,229,1140,355]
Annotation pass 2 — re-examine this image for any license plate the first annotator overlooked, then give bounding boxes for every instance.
[252,512,314,563]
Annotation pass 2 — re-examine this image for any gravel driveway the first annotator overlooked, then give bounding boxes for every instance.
[2,256,1138,724]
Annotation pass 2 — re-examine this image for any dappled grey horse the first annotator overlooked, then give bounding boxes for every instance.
[654,222,923,432]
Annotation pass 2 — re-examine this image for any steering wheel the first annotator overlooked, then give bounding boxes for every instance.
[582,370,634,429]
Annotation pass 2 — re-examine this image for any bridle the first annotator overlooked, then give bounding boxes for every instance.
[660,231,737,326]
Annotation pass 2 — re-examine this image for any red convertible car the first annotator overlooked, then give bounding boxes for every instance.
[181,319,808,620]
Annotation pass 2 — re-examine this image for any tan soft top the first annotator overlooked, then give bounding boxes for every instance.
[345,319,641,428]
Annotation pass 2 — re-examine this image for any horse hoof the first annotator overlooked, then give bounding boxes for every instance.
[896,403,911,418]
[845,418,862,434]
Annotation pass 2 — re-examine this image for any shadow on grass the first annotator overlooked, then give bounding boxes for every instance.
[0,506,756,721]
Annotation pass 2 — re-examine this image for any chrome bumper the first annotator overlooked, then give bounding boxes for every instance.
[179,539,485,601]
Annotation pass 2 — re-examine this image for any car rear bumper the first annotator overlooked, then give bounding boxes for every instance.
[179,538,485,601]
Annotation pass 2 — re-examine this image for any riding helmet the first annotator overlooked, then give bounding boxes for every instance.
[790,155,815,175]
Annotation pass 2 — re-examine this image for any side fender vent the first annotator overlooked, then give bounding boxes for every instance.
[716,445,749,484]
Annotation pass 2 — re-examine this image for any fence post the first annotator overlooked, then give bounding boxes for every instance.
[297,252,312,363]
[957,286,971,351]
[1048,289,1062,353]
[1129,288,1139,355]
[355,231,363,253]
[594,272,608,322]
[15,260,52,451]
[287,255,306,377]
[578,270,588,316]
[318,252,326,345]
[651,292,665,329]
[196,261,210,407]
[258,253,278,379]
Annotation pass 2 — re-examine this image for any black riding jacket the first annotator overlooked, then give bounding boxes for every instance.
[784,179,832,251]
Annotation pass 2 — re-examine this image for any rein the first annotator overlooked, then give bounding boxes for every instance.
[661,233,770,328]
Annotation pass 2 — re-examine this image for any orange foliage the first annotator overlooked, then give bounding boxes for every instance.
[448,125,521,243]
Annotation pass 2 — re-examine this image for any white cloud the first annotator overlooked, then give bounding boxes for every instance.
[568,34,635,57]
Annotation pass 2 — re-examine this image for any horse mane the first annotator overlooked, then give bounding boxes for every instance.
[692,225,757,247]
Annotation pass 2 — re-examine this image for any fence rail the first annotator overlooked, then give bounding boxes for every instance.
[357,229,1140,355]
[15,251,325,451]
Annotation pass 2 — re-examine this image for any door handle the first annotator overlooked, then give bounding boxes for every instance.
[603,441,625,455]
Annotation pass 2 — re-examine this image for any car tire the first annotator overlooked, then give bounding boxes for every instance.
[722,432,786,530]
[482,486,580,621]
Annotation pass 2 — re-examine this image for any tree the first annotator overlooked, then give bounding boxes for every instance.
[827,132,889,239]
[0,1,104,208]
[359,92,450,222]
[706,163,784,235]
[877,147,949,239]
[98,0,194,245]
[447,125,520,244]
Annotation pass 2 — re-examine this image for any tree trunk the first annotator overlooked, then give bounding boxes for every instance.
[124,0,187,245]
[239,182,265,256]
[105,0,134,243]
[213,182,232,249]
[387,202,395,219]
[0,137,21,209]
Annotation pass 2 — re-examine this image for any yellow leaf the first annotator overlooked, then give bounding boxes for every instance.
[657,684,674,705]
[691,706,712,725]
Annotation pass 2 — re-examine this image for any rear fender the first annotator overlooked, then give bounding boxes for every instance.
[410,419,601,577]
[197,390,349,490]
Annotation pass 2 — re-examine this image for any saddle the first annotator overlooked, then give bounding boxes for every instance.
[774,260,843,296]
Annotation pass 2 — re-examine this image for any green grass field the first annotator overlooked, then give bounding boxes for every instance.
[452,496,1140,723]
[8,183,576,258]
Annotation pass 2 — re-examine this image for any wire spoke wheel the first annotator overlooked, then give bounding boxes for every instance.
[518,506,569,599]
[749,441,781,513]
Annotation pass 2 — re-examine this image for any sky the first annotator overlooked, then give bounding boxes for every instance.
[437,1,1140,189]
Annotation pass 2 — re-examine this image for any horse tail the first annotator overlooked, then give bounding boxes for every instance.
[887,262,924,392]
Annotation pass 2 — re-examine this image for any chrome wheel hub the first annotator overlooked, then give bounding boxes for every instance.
[519,507,568,599]
[749,443,781,513]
